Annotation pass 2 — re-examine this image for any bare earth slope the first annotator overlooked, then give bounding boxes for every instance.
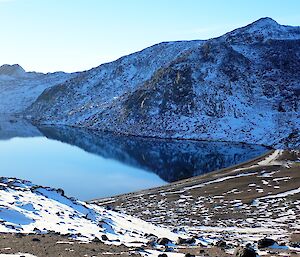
[27,18,300,148]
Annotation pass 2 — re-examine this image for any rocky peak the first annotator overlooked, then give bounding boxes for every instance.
[0,64,26,77]
[249,17,279,28]
[224,17,300,44]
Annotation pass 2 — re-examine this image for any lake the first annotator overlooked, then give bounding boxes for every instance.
[0,117,268,200]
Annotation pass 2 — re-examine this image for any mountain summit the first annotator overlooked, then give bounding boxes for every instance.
[0,64,26,77]
[19,18,300,148]
[250,17,279,26]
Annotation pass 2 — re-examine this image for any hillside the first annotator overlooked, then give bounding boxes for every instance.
[27,17,300,148]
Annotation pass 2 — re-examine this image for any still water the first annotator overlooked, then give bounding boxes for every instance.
[0,119,268,200]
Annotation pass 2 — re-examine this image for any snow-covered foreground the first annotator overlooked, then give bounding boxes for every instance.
[0,177,183,246]
[0,177,207,256]
[0,152,299,256]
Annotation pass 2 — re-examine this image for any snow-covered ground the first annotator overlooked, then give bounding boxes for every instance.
[0,177,200,257]
[0,177,183,246]
[1,175,298,257]
[95,150,300,256]
[0,151,299,256]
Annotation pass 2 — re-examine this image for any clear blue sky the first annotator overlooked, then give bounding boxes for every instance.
[1,0,299,73]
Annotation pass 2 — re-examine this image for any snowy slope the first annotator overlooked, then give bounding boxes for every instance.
[0,65,74,114]
[27,18,300,148]
[0,177,184,246]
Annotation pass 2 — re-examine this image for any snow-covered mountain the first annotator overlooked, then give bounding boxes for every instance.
[26,18,300,148]
[0,64,74,114]
[0,64,26,78]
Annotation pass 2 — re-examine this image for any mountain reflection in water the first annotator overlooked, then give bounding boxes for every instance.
[39,126,268,183]
[0,117,268,199]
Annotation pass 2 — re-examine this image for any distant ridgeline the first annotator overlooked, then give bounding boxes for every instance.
[0,64,26,77]
[1,18,299,148]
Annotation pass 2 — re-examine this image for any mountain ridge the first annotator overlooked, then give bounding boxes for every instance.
[0,64,26,78]
[8,18,300,148]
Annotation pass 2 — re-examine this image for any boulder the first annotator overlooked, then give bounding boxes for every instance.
[257,238,276,249]
[176,237,196,245]
[184,254,195,257]
[158,254,168,257]
[101,234,109,241]
[234,246,257,257]
[157,237,171,245]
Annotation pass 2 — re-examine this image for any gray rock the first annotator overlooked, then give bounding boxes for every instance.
[234,246,257,257]
[257,238,276,249]
[157,237,171,245]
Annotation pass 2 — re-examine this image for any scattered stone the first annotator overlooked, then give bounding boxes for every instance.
[32,238,41,242]
[176,237,196,245]
[290,242,300,248]
[184,254,195,257]
[92,237,101,243]
[15,233,24,238]
[56,188,65,196]
[157,237,171,245]
[101,235,109,241]
[234,246,256,257]
[133,247,144,251]
[257,238,276,249]
[104,205,115,211]
[158,254,168,257]
[215,240,227,248]
[147,237,156,246]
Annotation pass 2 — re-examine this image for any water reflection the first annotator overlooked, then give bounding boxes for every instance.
[39,126,268,182]
[0,117,268,199]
